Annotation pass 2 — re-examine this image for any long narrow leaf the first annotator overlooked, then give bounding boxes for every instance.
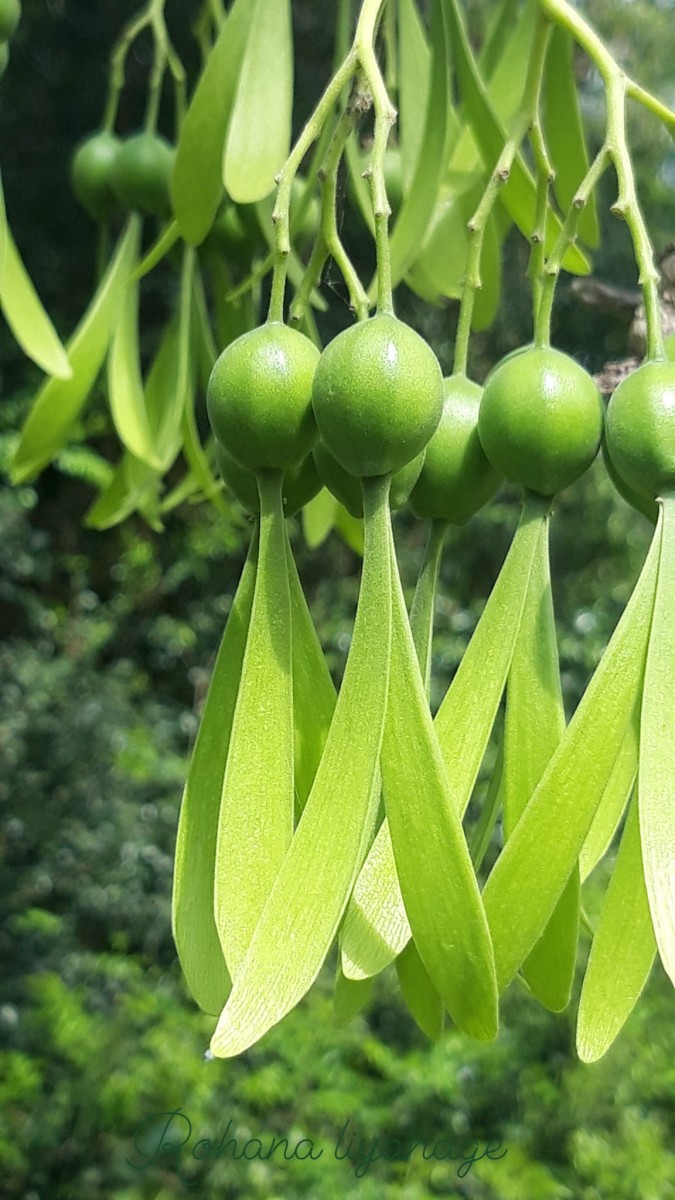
[639,496,675,986]
[341,497,548,979]
[577,798,656,1062]
[223,0,293,204]
[580,708,638,881]
[214,472,295,976]
[502,515,578,1012]
[171,0,253,243]
[484,517,662,992]
[172,530,258,1015]
[210,476,392,1057]
[396,941,444,1041]
[10,219,139,483]
[0,229,71,379]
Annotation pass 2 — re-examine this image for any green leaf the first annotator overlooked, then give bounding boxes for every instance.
[502,515,578,1013]
[577,798,656,1063]
[210,476,392,1057]
[214,472,295,977]
[372,0,452,296]
[381,523,498,1041]
[171,0,253,244]
[152,247,196,471]
[302,488,337,548]
[172,529,258,1015]
[542,28,599,249]
[639,496,675,987]
[396,941,444,1041]
[333,968,374,1028]
[397,0,431,189]
[107,225,164,470]
[0,229,71,380]
[223,0,293,204]
[132,219,180,281]
[335,504,364,556]
[579,708,638,881]
[483,516,662,993]
[10,218,139,483]
[443,0,590,276]
[340,497,547,980]
[84,453,159,531]
[287,533,336,814]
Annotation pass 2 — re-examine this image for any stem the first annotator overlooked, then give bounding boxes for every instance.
[409,519,448,698]
[528,119,555,345]
[268,50,358,322]
[453,11,551,373]
[540,0,665,361]
[535,144,611,346]
[356,0,397,314]
[290,109,370,325]
[626,79,675,135]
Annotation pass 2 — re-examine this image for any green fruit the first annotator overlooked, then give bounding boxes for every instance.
[0,0,20,40]
[111,132,175,217]
[70,131,121,222]
[604,360,675,500]
[410,376,501,524]
[207,323,320,472]
[601,437,658,523]
[478,346,603,496]
[313,441,425,518]
[215,442,321,517]
[311,314,443,478]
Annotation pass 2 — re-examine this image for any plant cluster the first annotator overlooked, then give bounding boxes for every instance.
[3,0,675,1067]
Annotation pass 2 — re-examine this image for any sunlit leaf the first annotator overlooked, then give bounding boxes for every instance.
[10,218,139,483]
[223,0,293,204]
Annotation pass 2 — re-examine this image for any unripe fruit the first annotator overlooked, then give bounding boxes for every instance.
[410,376,501,524]
[478,346,603,496]
[601,437,658,523]
[313,441,425,518]
[111,132,175,217]
[215,442,321,517]
[311,314,443,478]
[71,131,121,222]
[604,360,675,500]
[0,0,20,41]
[207,323,320,472]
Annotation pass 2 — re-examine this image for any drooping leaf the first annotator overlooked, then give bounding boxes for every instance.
[542,27,599,248]
[302,488,337,548]
[372,0,453,296]
[381,523,498,1041]
[223,0,293,204]
[580,707,638,881]
[396,941,444,1041]
[502,515,578,1013]
[210,477,392,1057]
[333,968,374,1028]
[107,225,162,469]
[577,798,656,1063]
[214,472,295,977]
[171,0,254,243]
[0,228,71,380]
[340,497,548,979]
[397,0,431,188]
[287,531,336,813]
[84,453,159,531]
[484,516,662,993]
[443,0,589,276]
[152,246,196,471]
[172,529,258,1015]
[10,219,139,483]
[639,497,675,986]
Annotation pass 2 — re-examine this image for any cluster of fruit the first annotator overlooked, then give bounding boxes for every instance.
[170,301,675,1062]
